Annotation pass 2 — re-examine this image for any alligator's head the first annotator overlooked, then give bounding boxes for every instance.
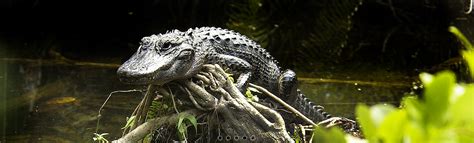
[117,30,206,85]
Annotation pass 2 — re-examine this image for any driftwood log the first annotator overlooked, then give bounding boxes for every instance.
[111,64,360,142]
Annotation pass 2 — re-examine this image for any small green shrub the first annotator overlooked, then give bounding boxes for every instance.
[312,26,474,143]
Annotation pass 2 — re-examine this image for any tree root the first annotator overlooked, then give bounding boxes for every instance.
[111,64,362,142]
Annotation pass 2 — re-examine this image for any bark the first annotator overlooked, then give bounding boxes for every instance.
[113,64,294,142]
[112,64,362,142]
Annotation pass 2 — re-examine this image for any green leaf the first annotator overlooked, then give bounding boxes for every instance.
[449,26,473,50]
[419,73,433,86]
[92,133,109,143]
[176,114,186,141]
[449,26,474,77]
[177,114,185,133]
[369,104,396,127]
[451,85,474,127]
[403,121,424,143]
[178,123,186,134]
[351,27,474,142]
[355,104,376,141]
[401,96,423,123]
[223,69,235,83]
[378,110,407,143]
[356,104,396,142]
[176,112,198,141]
[462,50,474,77]
[121,116,136,130]
[245,88,253,98]
[422,71,456,126]
[245,88,255,102]
[184,114,198,133]
[312,126,347,143]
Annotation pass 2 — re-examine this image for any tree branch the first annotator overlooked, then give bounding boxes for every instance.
[112,109,201,143]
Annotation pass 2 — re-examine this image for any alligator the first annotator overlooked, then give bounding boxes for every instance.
[117,27,331,124]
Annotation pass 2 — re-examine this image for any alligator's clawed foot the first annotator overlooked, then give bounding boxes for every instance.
[317,117,362,138]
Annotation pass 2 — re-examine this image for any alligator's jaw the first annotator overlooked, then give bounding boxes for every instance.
[117,50,174,85]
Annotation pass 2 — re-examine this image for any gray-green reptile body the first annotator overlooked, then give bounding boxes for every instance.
[117,27,330,123]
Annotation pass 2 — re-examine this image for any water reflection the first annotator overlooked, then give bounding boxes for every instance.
[1,62,415,142]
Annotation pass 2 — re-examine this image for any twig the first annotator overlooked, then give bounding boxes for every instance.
[249,83,316,125]
[298,124,307,143]
[167,85,180,114]
[388,0,402,22]
[123,92,147,135]
[130,85,158,132]
[96,89,144,133]
[382,26,400,53]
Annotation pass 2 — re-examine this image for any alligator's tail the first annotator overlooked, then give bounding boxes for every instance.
[279,69,332,123]
[289,89,332,123]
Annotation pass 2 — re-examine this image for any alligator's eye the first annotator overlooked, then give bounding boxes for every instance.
[161,42,175,51]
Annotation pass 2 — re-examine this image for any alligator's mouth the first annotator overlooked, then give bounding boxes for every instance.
[117,50,174,85]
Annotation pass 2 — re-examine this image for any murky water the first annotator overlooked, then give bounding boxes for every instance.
[0,62,416,142]
[1,63,145,142]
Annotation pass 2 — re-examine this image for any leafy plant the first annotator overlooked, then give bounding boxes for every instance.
[176,112,198,141]
[354,26,474,143]
[310,26,474,143]
[450,26,474,77]
[93,133,110,143]
[147,100,170,119]
[312,127,347,143]
[356,71,474,143]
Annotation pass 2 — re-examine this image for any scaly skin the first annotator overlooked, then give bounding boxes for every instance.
[117,27,330,123]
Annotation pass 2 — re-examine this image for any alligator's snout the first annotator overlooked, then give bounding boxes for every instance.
[117,61,161,85]
[116,49,165,85]
[116,68,153,85]
[116,46,183,85]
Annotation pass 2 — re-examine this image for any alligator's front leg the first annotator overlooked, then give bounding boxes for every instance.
[209,54,252,92]
[279,69,298,99]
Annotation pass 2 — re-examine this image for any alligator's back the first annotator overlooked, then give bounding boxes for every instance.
[118,26,330,124]
[187,27,282,93]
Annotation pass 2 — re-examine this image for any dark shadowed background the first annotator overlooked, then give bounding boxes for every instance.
[0,0,473,142]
